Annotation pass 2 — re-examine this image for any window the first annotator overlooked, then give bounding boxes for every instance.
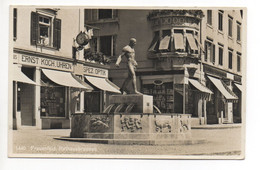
[237,53,241,72]
[100,35,115,56]
[98,9,112,19]
[228,16,233,37]
[228,49,233,69]
[204,40,215,64]
[40,72,65,117]
[218,11,223,31]
[13,8,17,40]
[218,45,223,66]
[237,22,241,41]
[207,10,212,25]
[31,11,61,49]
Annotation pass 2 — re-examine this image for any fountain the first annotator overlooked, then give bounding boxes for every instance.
[67,94,203,145]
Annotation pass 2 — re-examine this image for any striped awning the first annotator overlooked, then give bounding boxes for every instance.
[12,65,36,85]
[42,69,92,90]
[208,76,238,101]
[189,79,213,94]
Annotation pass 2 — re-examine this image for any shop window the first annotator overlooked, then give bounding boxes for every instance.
[84,91,101,113]
[237,22,241,41]
[228,16,233,37]
[228,49,233,69]
[237,53,241,72]
[218,45,223,66]
[40,72,65,117]
[13,8,17,41]
[205,40,215,64]
[218,10,223,31]
[98,9,112,19]
[31,11,61,49]
[142,82,174,113]
[207,10,212,26]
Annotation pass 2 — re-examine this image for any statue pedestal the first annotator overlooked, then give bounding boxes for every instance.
[68,94,203,145]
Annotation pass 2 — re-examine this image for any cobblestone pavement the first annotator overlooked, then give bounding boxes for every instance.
[10,126,242,157]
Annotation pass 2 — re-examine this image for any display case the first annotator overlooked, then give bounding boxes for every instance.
[142,82,174,113]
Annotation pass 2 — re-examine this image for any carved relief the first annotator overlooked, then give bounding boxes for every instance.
[90,116,110,132]
[121,117,142,132]
[179,119,189,133]
[154,120,171,133]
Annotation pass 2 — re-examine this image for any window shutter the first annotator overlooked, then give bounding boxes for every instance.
[204,42,207,61]
[31,12,39,45]
[213,44,215,64]
[113,9,118,19]
[53,18,61,49]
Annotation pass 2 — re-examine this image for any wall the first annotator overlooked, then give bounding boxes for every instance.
[13,7,84,59]
[201,9,243,76]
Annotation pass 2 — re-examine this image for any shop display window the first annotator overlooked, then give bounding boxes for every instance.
[142,82,174,113]
[40,72,65,117]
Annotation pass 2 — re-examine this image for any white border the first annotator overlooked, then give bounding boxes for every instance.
[1,0,259,170]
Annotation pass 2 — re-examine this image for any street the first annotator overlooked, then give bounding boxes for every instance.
[10,125,242,157]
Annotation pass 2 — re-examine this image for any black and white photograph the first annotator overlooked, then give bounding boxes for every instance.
[7,6,246,160]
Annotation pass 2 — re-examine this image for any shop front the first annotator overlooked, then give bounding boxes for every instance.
[206,75,238,124]
[12,52,92,129]
[81,65,121,113]
[139,69,212,126]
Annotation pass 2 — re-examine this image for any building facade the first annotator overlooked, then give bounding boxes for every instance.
[84,9,243,126]
[10,7,120,130]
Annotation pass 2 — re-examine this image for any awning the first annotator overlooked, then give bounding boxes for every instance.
[159,36,171,50]
[173,33,185,50]
[189,79,213,94]
[235,83,242,91]
[148,35,159,52]
[12,65,36,85]
[186,33,198,51]
[42,69,92,90]
[194,37,205,52]
[85,75,121,93]
[71,74,94,92]
[208,76,238,100]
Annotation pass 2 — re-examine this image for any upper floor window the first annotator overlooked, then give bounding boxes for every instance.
[218,44,224,66]
[205,39,215,64]
[98,9,112,19]
[13,8,17,41]
[228,49,233,69]
[31,11,61,49]
[228,16,233,37]
[218,10,223,31]
[207,10,212,26]
[89,35,116,57]
[237,22,241,41]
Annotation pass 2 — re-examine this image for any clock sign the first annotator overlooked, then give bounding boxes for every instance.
[76,31,90,46]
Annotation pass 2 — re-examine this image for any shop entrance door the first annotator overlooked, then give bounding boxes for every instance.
[20,83,35,126]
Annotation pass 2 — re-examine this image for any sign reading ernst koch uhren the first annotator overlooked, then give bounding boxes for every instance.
[13,54,73,71]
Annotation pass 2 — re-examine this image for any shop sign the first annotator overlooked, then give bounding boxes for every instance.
[83,66,108,78]
[14,54,73,72]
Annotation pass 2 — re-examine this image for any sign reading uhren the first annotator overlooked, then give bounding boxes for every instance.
[13,54,73,72]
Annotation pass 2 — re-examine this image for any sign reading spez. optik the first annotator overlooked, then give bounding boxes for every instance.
[83,66,108,78]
